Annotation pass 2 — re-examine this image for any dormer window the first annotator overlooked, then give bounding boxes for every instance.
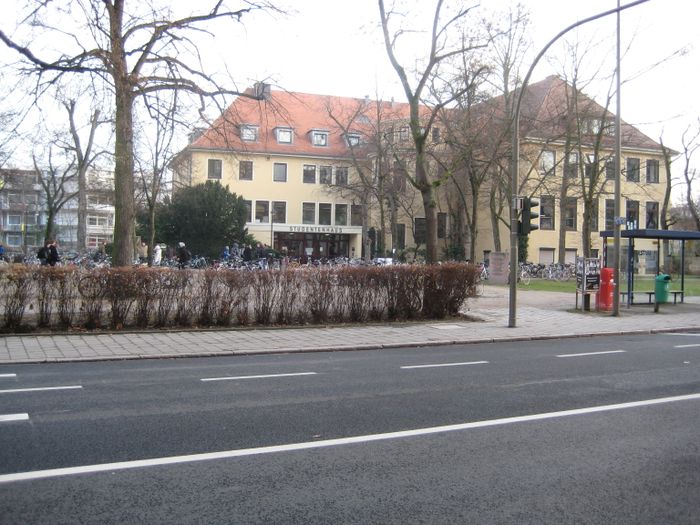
[240,125,258,142]
[311,130,329,147]
[345,133,361,147]
[275,127,293,144]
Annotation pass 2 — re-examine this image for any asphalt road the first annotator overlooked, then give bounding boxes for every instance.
[1,333,699,524]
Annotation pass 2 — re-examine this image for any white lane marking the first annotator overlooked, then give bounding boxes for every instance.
[0,374,17,378]
[666,333,700,337]
[401,361,489,369]
[2,391,698,484]
[556,350,626,358]
[0,413,29,423]
[0,386,83,394]
[673,344,700,349]
[201,372,317,382]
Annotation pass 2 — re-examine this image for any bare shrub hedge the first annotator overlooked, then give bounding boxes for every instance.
[0,262,478,333]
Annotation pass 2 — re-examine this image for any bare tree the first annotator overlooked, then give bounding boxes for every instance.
[678,122,700,230]
[33,149,77,243]
[378,0,490,262]
[58,100,106,251]
[1,1,280,265]
[135,90,178,264]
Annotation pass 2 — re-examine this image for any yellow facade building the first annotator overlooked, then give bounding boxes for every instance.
[173,77,669,270]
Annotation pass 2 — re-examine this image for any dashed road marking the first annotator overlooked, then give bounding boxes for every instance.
[201,372,317,382]
[673,344,700,349]
[0,374,17,378]
[0,385,83,394]
[0,413,29,423]
[556,350,626,358]
[401,361,489,369]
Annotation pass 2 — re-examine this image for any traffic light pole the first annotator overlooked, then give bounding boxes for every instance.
[508,0,650,328]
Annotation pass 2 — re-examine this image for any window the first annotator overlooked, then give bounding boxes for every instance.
[626,200,639,228]
[350,204,363,226]
[335,167,348,186]
[8,214,21,225]
[646,201,659,229]
[319,166,332,184]
[431,127,441,143]
[399,127,409,142]
[646,159,659,183]
[605,159,616,180]
[6,234,22,247]
[88,194,113,206]
[603,119,616,136]
[239,160,253,181]
[276,127,293,144]
[540,150,555,175]
[393,161,407,192]
[395,223,406,250]
[414,218,426,245]
[303,165,316,184]
[240,125,258,141]
[273,163,287,182]
[540,196,555,230]
[345,134,361,147]
[437,212,447,239]
[605,199,615,230]
[272,201,286,224]
[335,204,348,226]
[626,157,640,182]
[302,203,316,224]
[255,201,269,223]
[8,193,22,205]
[564,152,578,178]
[590,199,599,232]
[319,203,332,225]
[584,154,596,178]
[564,198,577,231]
[88,215,111,227]
[242,200,252,222]
[312,131,328,147]
[583,118,601,134]
[207,159,222,180]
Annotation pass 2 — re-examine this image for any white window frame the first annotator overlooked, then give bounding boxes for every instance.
[273,163,288,182]
[312,131,329,147]
[276,127,293,144]
[240,125,258,142]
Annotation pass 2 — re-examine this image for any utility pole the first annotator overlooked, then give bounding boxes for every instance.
[508,0,651,328]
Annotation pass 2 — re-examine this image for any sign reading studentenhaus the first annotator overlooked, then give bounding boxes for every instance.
[288,226,345,234]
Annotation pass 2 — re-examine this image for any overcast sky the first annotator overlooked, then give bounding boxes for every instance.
[224,0,699,153]
[2,0,698,196]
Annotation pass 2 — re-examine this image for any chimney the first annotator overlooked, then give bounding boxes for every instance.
[253,82,271,101]
[188,128,205,143]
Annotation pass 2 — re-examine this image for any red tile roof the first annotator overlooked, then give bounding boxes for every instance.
[189,89,414,158]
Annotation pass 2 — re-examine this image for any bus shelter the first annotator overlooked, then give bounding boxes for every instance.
[599,229,700,307]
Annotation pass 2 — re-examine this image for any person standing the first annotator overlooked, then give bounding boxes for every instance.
[47,240,60,267]
[153,243,162,266]
[176,242,191,269]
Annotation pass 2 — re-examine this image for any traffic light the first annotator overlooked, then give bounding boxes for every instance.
[518,197,539,236]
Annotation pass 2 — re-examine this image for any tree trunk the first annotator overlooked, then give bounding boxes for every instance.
[490,184,502,253]
[77,165,87,251]
[112,86,136,266]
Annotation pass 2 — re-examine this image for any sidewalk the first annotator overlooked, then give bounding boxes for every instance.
[1,286,699,364]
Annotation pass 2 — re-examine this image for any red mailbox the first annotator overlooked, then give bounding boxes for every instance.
[596,267,615,311]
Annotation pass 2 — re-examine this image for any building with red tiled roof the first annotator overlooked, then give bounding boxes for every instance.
[174,77,670,267]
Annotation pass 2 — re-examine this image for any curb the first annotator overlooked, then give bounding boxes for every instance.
[1,325,697,365]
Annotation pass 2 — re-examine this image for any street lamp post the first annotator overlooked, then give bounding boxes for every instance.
[508,0,651,328]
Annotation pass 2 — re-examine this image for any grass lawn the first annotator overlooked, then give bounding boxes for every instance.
[515,275,700,296]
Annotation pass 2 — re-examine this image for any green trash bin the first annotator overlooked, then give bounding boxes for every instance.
[654,274,671,304]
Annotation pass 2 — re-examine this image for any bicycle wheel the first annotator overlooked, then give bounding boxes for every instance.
[520,271,531,286]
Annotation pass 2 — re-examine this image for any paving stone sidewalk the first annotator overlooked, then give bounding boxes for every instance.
[1,286,699,364]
